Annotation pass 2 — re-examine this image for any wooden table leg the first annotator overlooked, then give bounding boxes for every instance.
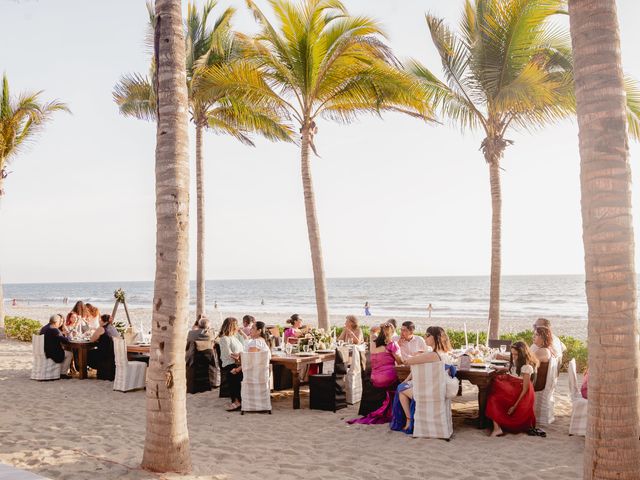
[477,384,489,428]
[77,347,88,380]
[291,365,301,409]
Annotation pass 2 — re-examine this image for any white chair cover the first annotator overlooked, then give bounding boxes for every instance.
[411,361,453,439]
[241,351,271,413]
[534,355,558,425]
[113,337,147,392]
[345,346,363,404]
[31,334,62,381]
[567,359,587,436]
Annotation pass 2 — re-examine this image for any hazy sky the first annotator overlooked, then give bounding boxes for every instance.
[1,0,639,283]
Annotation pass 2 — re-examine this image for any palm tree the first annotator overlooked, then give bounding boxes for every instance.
[114,1,293,320]
[568,0,640,478]
[205,0,431,329]
[0,74,68,328]
[140,0,192,473]
[410,0,581,338]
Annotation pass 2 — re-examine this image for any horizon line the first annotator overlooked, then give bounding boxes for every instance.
[3,272,587,286]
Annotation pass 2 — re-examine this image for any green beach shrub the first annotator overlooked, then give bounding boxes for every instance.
[5,316,42,342]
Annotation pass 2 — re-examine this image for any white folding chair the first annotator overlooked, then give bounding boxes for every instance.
[31,334,62,381]
[567,359,587,436]
[113,337,147,392]
[534,355,558,425]
[411,361,453,440]
[345,346,363,404]
[241,351,272,414]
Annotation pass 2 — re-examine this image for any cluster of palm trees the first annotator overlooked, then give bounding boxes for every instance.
[1,0,638,477]
[141,0,639,477]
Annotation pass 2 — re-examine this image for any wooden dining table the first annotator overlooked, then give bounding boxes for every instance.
[63,340,97,379]
[271,352,335,409]
[396,364,498,427]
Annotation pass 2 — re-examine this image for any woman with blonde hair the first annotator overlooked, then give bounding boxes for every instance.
[217,317,244,411]
[84,303,101,330]
[338,315,364,345]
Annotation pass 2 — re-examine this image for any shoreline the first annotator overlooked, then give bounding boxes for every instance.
[4,304,587,340]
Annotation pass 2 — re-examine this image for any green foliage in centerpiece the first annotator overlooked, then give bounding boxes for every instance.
[113,288,126,303]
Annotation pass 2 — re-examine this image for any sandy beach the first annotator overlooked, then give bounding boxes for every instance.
[3,304,587,341]
[0,333,584,480]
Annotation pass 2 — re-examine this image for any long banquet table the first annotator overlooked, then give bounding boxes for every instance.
[125,344,335,410]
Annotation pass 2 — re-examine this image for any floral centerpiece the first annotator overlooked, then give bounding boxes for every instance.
[114,288,126,303]
[299,328,333,351]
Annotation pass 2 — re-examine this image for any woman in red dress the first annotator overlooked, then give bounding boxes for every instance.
[486,341,538,436]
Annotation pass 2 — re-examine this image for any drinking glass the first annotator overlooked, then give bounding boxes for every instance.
[302,344,309,353]
[500,345,507,354]
[285,343,293,355]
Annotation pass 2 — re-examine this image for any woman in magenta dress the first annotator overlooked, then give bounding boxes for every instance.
[283,314,307,343]
[485,341,539,436]
[348,323,403,425]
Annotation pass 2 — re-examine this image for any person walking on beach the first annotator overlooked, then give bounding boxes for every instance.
[427,303,433,319]
[364,301,371,316]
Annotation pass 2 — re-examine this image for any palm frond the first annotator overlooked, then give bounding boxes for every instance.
[625,76,640,141]
[112,73,156,121]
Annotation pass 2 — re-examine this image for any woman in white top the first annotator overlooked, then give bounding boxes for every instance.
[217,317,244,411]
[84,304,101,330]
[485,341,539,436]
[243,321,271,353]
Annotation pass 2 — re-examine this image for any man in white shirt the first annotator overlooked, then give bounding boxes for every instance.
[398,321,427,360]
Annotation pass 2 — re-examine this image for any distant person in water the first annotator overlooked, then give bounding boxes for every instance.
[364,301,371,316]
[11,299,17,307]
[214,301,218,309]
[427,303,433,319]
[261,298,265,306]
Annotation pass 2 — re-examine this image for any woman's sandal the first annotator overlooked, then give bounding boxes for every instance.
[225,403,241,412]
[402,418,412,431]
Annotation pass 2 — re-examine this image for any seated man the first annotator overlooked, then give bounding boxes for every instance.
[398,321,427,361]
[39,314,72,378]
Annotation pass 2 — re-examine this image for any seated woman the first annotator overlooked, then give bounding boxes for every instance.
[283,314,307,343]
[88,314,120,380]
[347,323,403,425]
[66,301,87,333]
[84,303,101,330]
[218,317,244,412]
[186,316,216,394]
[231,321,272,375]
[338,315,364,345]
[532,326,554,362]
[391,326,454,433]
[485,341,539,437]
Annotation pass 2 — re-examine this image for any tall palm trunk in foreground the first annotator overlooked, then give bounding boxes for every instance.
[568,1,640,478]
[141,0,192,473]
[300,124,329,328]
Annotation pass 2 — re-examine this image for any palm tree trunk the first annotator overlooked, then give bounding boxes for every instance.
[195,121,205,320]
[300,125,329,330]
[488,158,502,339]
[568,1,640,478]
[0,174,5,329]
[141,0,192,474]
[482,137,505,340]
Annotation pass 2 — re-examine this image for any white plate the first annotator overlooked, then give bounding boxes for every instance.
[315,349,334,354]
[470,363,487,368]
[294,352,317,357]
[490,359,508,365]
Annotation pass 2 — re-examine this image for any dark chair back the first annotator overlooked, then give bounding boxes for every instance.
[215,342,231,398]
[488,339,512,350]
[534,361,549,392]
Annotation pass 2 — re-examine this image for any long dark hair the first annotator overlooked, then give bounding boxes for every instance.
[219,317,238,337]
[510,341,539,376]
[375,323,396,348]
[425,326,452,353]
[254,321,269,342]
[100,314,112,325]
[534,326,552,349]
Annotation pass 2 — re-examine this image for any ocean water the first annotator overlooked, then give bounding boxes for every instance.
[3,275,590,322]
